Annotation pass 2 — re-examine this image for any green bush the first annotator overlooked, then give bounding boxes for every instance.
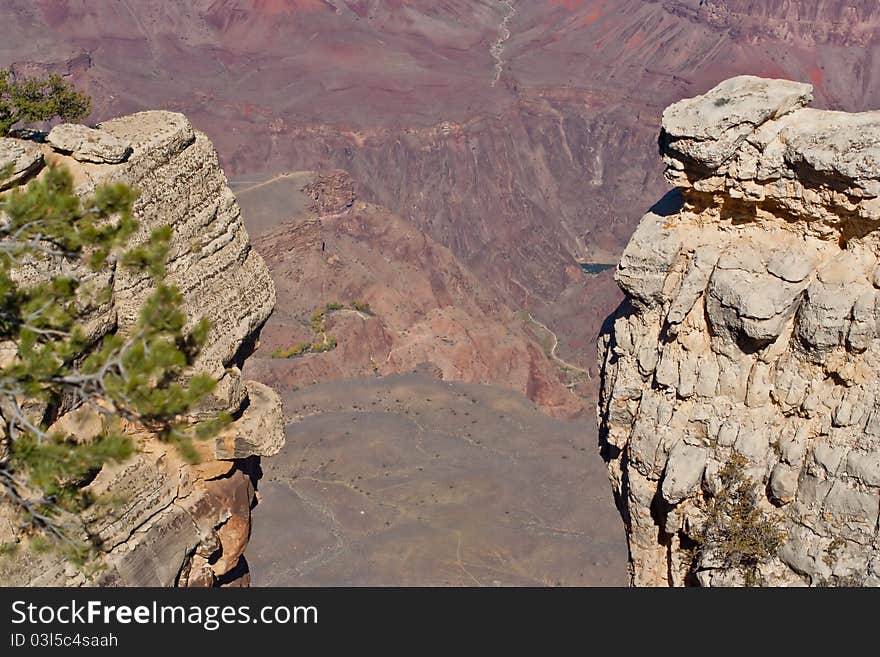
[0,68,91,136]
[309,336,337,354]
[695,454,785,586]
[271,342,311,359]
[310,309,325,334]
[274,304,344,359]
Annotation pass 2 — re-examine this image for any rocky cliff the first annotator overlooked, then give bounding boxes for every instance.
[598,75,880,586]
[0,111,283,586]
[666,0,880,45]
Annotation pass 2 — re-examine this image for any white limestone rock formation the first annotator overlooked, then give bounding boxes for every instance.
[599,76,880,587]
[0,111,283,587]
[47,122,132,163]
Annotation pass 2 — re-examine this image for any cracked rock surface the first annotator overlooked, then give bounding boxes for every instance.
[599,76,880,587]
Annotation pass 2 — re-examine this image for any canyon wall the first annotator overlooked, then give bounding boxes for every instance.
[666,1,880,45]
[236,169,585,418]
[8,0,880,382]
[0,111,283,586]
[598,76,880,586]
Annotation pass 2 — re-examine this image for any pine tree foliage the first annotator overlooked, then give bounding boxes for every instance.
[0,68,91,136]
[0,164,227,559]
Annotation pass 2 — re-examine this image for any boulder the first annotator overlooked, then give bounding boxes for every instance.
[47,123,132,163]
[769,463,800,504]
[0,137,43,189]
[214,381,284,460]
[660,75,813,172]
[615,212,683,308]
[782,109,880,198]
[706,244,812,345]
[661,443,708,504]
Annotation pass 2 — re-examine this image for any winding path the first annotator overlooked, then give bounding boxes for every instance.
[228,172,302,195]
[490,1,516,87]
[527,313,591,378]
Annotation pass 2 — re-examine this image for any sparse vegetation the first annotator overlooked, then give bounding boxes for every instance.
[823,536,845,569]
[351,300,373,315]
[528,324,555,360]
[271,342,312,359]
[0,68,91,136]
[274,303,348,359]
[272,300,377,361]
[310,308,326,334]
[310,336,337,353]
[694,454,785,586]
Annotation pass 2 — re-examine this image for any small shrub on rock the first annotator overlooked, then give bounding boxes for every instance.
[695,454,785,586]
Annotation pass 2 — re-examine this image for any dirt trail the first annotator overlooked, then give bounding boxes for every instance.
[229,172,304,195]
[527,313,591,377]
[490,1,516,87]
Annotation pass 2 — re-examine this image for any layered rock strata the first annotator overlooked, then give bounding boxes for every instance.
[0,111,283,586]
[599,76,880,586]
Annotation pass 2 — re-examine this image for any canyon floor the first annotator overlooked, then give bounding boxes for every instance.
[246,373,625,586]
[236,170,626,585]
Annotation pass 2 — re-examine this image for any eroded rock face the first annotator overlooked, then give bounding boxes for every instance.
[0,112,283,586]
[47,123,132,163]
[599,76,880,587]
